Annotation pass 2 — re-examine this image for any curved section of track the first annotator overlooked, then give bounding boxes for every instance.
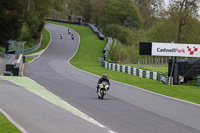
[24,24,200,133]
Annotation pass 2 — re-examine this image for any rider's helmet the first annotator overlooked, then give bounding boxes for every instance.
[103,74,107,79]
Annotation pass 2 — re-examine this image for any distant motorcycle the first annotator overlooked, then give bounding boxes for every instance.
[71,34,74,40]
[68,29,71,35]
[60,33,63,39]
[97,81,109,100]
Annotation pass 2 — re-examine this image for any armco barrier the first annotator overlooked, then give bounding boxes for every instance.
[45,18,105,41]
[103,37,113,61]
[102,61,170,85]
[87,23,104,40]
[45,18,81,25]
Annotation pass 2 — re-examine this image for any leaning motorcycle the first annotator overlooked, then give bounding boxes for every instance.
[60,33,63,39]
[71,34,74,40]
[97,81,109,100]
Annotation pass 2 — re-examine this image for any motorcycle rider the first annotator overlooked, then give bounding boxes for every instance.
[71,34,74,40]
[60,33,63,39]
[68,29,71,34]
[97,74,110,93]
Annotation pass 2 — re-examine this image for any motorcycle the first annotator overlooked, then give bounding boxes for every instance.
[68,29,71,35]
[60,33,63,39]
[97,81,109,100]
[71,34,74,40]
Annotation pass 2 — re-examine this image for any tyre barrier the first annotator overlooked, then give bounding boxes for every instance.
[102,61,170,85]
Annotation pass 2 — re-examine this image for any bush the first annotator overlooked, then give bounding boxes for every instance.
[105,24,135,45]
[17,24,37,49]
[105,24,121,38]
[25,11,40,39]
[118,28,134,45]
[109,42,139,64]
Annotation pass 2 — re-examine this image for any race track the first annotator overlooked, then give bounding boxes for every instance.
[24,23,200,133]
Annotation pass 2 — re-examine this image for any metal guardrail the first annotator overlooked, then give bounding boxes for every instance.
[45,17,105,40]
[103,37,113,61]
[45,17,82,25]
[86,23,104,40]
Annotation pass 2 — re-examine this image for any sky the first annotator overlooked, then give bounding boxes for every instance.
[164,0,169,6]
[163,0,200,15]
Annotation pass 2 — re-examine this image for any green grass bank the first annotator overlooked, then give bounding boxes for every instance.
[47,21,200,105]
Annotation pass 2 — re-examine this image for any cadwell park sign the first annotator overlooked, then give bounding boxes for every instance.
[139,42,200,58]
[139,42,200,85]
[152,42,199,57]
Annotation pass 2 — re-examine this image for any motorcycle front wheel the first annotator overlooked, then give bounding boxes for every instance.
[100,89,104,100]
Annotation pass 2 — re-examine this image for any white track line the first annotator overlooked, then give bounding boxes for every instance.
[0,108,28,133]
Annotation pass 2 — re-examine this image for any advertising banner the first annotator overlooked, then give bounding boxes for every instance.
[152,42,200,57]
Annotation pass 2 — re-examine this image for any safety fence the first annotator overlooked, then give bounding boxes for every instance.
[102,61,170,85]
[23,37,42,54]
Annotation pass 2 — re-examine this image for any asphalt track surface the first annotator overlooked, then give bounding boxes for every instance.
[0,59,109,132]
[24,24,200,133]
[0,78,109,133]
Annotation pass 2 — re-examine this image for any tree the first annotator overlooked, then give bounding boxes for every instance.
[25,11,40,39]
[0,0,26,46]
[168,0,199,43]
[0,0,64,47]
[135,0,164,29]
[48,0,69,20]
[90,0,109,24]
[146,0,200,44]
[25,0,64,39]
[68,0,92,22]
[105,0,142,29]
[146,15,200,44]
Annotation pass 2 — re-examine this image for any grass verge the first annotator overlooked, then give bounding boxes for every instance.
[25,57,34,63]
[47,21,200,105]
[0,113,20,133]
